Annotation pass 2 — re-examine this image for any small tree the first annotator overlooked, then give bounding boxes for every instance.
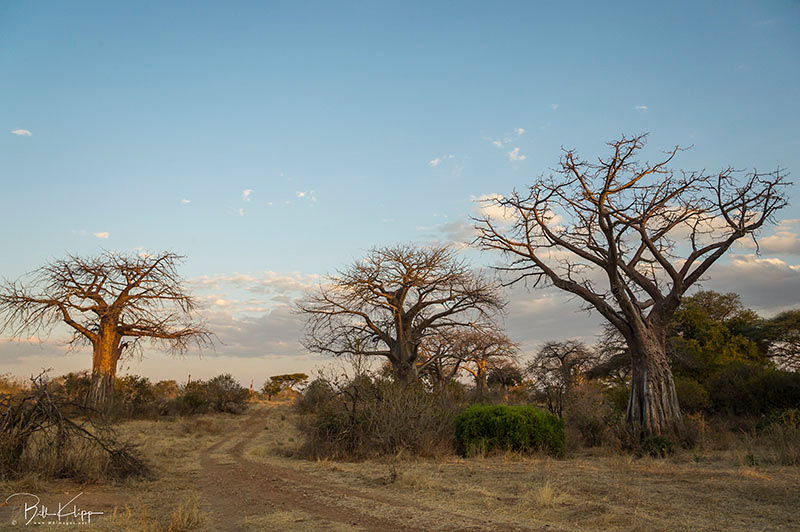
[299,244,504,382]
[527,340,597,416]
[261,373,309,400]
[0,251,212,410]
[475,134,789,434]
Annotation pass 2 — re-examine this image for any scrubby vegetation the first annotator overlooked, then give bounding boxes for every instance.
[454,404,565,457]
[0,374,148,482]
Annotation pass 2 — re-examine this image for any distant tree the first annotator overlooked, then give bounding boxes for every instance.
[475,134,789,434]
[261,373,309,400]
[417,326,465,391]
[0,251,213,410]
[261,380,283,401]
[487,362,524,391]
[527,340,597,416]
[299,244,504,382]
[457,327,518,396]
[764,310,800,371]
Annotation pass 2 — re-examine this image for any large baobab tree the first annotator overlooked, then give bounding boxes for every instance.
[475,134,789,434]
[298,244,504,382]
[0,251,212,410]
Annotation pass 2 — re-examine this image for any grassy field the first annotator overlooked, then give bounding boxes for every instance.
[1,401,798,531]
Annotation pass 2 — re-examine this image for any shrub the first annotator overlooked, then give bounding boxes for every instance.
[603,383,629,414]
[707,362,800,415]
[674,376,711,413]
[0,374,148,481]
[565,383,617,448]
[639,435,675,458]
[757,408,800,433]
[205,374,248,414]
[454,404,565,457]
[296,378,336,414]
[300,377,456,459]
[114,375,157,418]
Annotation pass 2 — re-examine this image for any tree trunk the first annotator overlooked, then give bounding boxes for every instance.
[391,342,418,383]
[626,329,682,435]
[392,360,418,383]
[87,331,120,412]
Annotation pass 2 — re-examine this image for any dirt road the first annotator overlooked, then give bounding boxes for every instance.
[196,405,545,532]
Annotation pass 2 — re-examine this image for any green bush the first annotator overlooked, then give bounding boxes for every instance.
[296,378,336,414]
[454,404,565,457]
[205,374,249,414]
[674,376,711,413]
[707,362,800,416]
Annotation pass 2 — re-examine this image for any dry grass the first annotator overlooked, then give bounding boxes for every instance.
[2,402,798,531]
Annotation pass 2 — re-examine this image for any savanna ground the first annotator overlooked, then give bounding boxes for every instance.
[1,401,798,532]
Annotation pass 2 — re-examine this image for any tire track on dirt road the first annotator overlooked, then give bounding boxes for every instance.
[198,405,549,532]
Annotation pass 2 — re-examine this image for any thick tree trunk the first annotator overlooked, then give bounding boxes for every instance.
[87,330,120,412]
[391,342,419,383]
[626,328,682,435]
[392,360,418,383]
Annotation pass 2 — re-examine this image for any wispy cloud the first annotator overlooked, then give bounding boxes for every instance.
[11,129,32,136]
[180,198,191,205]
[550,104,559,111]
[429,155,454,167]
[93,232,109,239]
[242,189,253,201]
[515,127,526,136]
[296,190,317,203]
[634,105,648,111]
[238,208,246,216]
[491,140,504,148]
[508,147,527,161]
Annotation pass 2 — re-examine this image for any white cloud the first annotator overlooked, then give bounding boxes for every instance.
[242,189,253,201]
[759,219,800,255]
[515,128,526,136]
[702,254,800,314]
[550,104,559,111]
[295,190,317,203]
[11,129,32,136]
[491,140,504,148]
[429,155,454,167]
[472,193,517,224]
[634,105,648,111]
[238,208,246,216]
[508,147,527,161]
[180,198,191,205]
[93,232,109,239]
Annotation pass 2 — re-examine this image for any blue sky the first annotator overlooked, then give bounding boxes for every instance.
[2,1,799,385]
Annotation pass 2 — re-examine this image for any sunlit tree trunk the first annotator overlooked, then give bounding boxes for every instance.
[87,322,122,411]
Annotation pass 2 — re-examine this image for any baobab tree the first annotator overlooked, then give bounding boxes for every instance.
[0,251,212,410]
[475,134,789,434]
[527,340,597,416]
[298,244,504,382]
[455,327,518,396]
